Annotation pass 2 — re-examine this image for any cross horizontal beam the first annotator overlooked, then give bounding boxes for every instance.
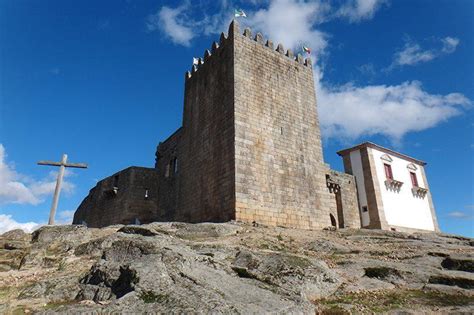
[37,161,88,168]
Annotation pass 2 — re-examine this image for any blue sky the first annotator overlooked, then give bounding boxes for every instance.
[0,0,472,236]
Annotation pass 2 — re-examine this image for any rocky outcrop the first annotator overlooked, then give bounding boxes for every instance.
[0,223,473,313]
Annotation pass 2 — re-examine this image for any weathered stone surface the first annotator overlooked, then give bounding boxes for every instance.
[326,170,361,229]
[0,223,472,314]
[231,20,355,230]
[73,167,159,227]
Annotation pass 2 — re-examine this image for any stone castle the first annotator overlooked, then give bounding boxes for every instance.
[73,20,439,233]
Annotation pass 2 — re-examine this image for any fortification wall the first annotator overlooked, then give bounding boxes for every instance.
[174,26,236,222]
[155,128,182,221]
[231,21,335,229]
[74,20,355,230]
[326,170,361,228]
[72,167,159,227]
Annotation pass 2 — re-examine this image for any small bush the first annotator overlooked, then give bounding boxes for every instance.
[139,290,169,304]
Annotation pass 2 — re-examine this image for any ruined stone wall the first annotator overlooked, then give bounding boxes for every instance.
[73,167,159,227]
[174,27,236,222]
[232,21,335,229]
[326,170,361,229]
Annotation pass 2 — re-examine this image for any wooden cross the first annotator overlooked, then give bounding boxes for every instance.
[37,154,88,225]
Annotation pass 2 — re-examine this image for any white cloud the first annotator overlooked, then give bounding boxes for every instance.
[0,214,42,234]
[357,63,376,77]
[147,5,195,46]
[447,211,472,219]
[147,1,236,46]
[441,36,460,53]
[393,43,434,66]
[58,210,75,224]
[49,68,60,75]
[0,144,75,205]
[245,0,329,54]
[317,80,470,141]
[337,0,386,22]
[391,37,460,68]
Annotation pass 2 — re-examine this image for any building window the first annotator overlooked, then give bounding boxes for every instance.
[384,163,393,180]
[165,161,171,178]
[113,175,119,188]
[410,171,418,187]
[362,206,368,212]
[165,158,178,178]
[173,157,178,174]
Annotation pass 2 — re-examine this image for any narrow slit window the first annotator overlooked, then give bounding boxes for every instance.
[165,161,171,178]
[362,206,368,212]
[173,157,178,174]
[384,163,393,180]
[113,175,119,188]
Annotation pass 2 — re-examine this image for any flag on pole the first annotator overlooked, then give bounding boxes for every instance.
[193,57,199,65]
[302,45,311,55]
[234,9,247,18]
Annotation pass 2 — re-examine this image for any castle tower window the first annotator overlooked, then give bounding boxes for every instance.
[410,172,419,187]
[173,157,178,174]
[113,175,119,188]
[384,163,393,180]
[165,161,171,178]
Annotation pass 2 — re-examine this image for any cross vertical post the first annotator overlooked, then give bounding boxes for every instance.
[48,154,67,225]
[37,154,88,225]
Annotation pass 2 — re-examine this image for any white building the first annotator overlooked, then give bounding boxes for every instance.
[337,142,439,233]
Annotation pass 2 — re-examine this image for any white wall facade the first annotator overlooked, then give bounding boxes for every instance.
[370,148,435,231]
[349,150,370,227]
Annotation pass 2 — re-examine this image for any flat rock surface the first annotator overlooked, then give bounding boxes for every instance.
[0,222,473,314]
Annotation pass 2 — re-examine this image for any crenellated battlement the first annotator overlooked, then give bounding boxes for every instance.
[185,20,312,81]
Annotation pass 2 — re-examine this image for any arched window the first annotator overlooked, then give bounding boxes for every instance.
[330,214,337,227]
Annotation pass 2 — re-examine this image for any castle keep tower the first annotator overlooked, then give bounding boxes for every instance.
[75,20,361,229]
[154,20,357,229]
[232,23,333,229]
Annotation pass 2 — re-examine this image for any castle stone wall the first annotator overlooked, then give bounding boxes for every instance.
[174,28,236,222]
[73,167,159,227]
[232,22,336,229]
[155,128,182,221]
[74,20,361,231]
[326,170,361,229]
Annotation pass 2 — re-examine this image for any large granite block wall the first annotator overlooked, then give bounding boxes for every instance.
[326,170,361,229]
[173,27,236,223]
[231,21,336,229]
[73,167,159,227]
